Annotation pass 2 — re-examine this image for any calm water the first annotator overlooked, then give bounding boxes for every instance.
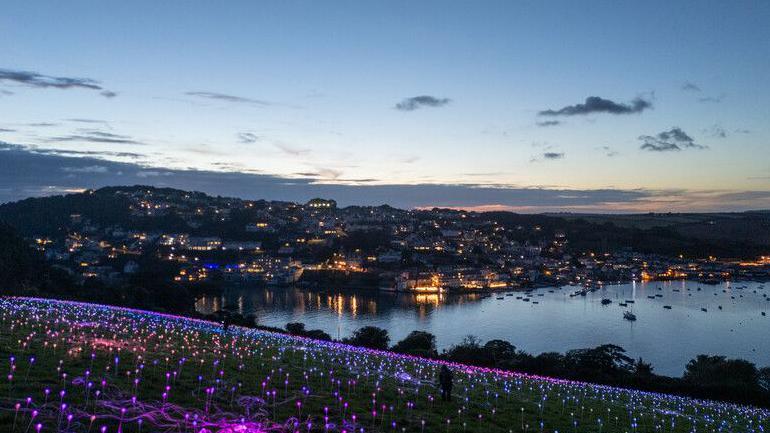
[196,280,770,376]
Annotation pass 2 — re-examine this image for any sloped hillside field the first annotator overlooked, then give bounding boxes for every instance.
[0,298,766,433]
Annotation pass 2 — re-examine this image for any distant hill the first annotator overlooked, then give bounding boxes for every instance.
[546,212,770,247]
[0,185,768,259]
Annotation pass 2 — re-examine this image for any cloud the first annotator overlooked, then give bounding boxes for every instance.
[62,165,109,174]
[185,91,272,106]
[26,122,58,127]
[1,141,769,212]
[539,96,652,116]
[536,120,562,127]
[395,95,451,111]
[681,82,701,92]
[599,146,619,157]
[639,127,705,152]
[0,68,115,96]
[0,128,16,133]
[65,118,109,125]
[542,152,564,160]
[707,125,727,138]
[47,130,144,145]
[100,91,117,98]
[0,90,13,96]
[315,167,342,179]
[237,132,259,144]
[0,142,143,159]
[698,94,724,103]
[274,142,309,156]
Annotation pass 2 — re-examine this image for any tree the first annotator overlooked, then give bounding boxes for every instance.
[304,329,332,341]
[759,367,770,392]
[444,335,490,366]
[483,340,517,367]
[684,355,758,388]
[344,326,390,350]
[684,355,761,402]
[392,331,438,358]
[635,357,654,376]
[286,322,307,335]
[0,223,44,292]
[566,344,634,374]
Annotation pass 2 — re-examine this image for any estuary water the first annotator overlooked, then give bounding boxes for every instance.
[196,280,770,376]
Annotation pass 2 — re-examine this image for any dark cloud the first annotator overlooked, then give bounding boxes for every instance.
[536,120,562,127]
[0,141,644,209]
[681,82,701,92]
[639,127,705,152]
[100,91,117,98]
[542,152,564,160]
[539,96,652,116]
[2,141,768,212]
[47,130,143,145]
[0,143,143,159]
[395,95,451,111]
[237,132,259,144]
[185,91,272,106]
[0,68,114,96]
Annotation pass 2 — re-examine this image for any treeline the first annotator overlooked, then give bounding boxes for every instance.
[206,315,770,408]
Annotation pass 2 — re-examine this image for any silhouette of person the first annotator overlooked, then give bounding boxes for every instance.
[222,315,231,333]
[438,365,453,402]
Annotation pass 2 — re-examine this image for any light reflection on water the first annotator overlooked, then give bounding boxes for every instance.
[196,280,769,376]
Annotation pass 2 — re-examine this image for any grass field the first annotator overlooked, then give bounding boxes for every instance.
[0,298,766,433]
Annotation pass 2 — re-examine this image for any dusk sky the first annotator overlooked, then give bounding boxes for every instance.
[1,1,769,211]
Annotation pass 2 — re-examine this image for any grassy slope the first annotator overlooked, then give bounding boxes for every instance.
[0,298,766,433]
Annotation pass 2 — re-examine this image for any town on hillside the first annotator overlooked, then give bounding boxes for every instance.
[6,186,769,294]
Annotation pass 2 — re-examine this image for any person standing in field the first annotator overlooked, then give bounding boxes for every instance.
[438,365,453,401]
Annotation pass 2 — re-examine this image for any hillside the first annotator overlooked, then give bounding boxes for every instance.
[0,186,768,259]
[0,297,766,433]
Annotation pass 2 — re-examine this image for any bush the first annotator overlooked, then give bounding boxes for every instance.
[392,331,438,357]
[343,326,390,350]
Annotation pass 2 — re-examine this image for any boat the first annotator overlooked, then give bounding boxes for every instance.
[625,300,635,303]
[619,302,628,307]
[663,305,672,309]
[601,298,612,305]
[496,297,505,300]
[701,308,707,312]
[623,311,637,321]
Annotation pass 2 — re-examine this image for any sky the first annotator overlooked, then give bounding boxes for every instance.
[1,0,769,212]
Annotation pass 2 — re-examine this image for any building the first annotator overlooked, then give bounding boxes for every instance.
[306,198,337,210]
